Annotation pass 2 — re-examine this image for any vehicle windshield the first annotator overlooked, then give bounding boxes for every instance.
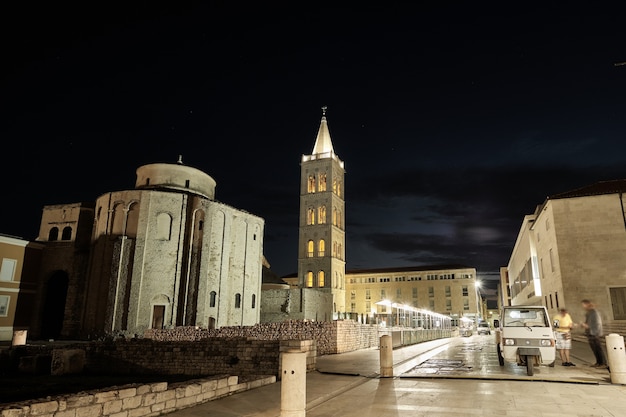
[503,308,549,327]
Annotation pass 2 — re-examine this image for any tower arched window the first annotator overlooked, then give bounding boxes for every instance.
[235,293,241,308]
[318,239,325,257]
[338,243,343,260]
[318,206,326,224]
[156,212,172,240]
[337,210,342,228]
[332,208,337,226]
[61,226,72,240]
[307,240,314,258]
[333,178,337,194]
[251,294,256,308]
[318,270,325,287]
[48,227,59,241]
[308,175,316,193]
[319,173,327,191]
[337,181,342,197]
[333,241,337,257]
[210,291,216,307]
[306,271,314,287]
[307,208,315,225]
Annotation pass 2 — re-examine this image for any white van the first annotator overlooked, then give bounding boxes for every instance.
[496,305,556,376]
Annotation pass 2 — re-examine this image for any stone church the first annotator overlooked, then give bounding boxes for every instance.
[30,160,264,339]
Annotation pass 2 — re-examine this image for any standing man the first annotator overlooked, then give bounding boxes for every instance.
[553,308,575,366]
[580,299,607,368]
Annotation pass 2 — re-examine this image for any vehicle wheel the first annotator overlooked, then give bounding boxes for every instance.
[526,356,534,376]
[497,344,504,366]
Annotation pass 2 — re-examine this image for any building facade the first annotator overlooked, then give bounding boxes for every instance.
[0,235,43,341]
[345,265,479,327]
[31,160,265,339]
[504,179,626,334]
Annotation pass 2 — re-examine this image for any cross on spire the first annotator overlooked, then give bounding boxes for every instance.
[321,105,327,116]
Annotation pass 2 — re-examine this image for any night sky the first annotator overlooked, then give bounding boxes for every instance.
[2,4,626,298]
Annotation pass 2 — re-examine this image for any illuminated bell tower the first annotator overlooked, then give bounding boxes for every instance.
[298,106,346,315]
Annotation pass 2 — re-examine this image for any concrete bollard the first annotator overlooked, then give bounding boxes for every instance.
[12,330,27,346]
[281,349,306,417]
[606,333,626,384]
[379,334,393,377]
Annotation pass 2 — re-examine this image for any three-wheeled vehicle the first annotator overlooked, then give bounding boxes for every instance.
[496,305,556,376]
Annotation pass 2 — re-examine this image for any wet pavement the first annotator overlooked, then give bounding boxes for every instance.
[166,334,625,416]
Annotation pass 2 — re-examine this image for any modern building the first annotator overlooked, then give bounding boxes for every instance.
[344,265,479,327]
[0,235,43,341]
[29,159,265,339]
[504,179,626,334]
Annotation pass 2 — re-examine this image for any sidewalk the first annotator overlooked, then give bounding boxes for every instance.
[166,336,622,417]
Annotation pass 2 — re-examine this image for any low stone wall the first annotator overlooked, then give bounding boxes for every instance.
[144,319,380,355]
[0,374,276,417]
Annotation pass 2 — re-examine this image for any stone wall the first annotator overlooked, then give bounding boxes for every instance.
[0,374,276,417]
[144,319,380,355]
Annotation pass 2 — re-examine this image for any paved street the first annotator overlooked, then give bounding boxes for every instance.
[166,334,626,416]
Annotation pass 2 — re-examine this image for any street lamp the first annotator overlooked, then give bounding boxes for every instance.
[475,280,482,326]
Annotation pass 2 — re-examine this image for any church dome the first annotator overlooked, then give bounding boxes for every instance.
[135,161,216,200]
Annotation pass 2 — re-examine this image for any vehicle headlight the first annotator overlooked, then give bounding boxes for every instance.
[504,338,516,346]
[540,339,553,346]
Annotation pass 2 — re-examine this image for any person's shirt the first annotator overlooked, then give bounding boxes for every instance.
[585,309,603,336]
[553,313,573,332]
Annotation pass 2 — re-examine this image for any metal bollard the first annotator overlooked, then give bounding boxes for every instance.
[605,333,626,384]
[281,349,307,417]
[379,335,393,377]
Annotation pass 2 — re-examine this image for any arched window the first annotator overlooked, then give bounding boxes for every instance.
[307,208,315,225]
[318,270,325,287]
[318,239,325,257]
[307,240,314,258]
[333,178,337,194]
[337,181,342,197]
[235,293,241,308]
[251,294,256,308]
[210,291,216,307]
[48,227,59,241]
[337,210,342,228]
[332,208,337,226]
[306,271,314,287]
[333,241,337,257]
[338,243,343,260]
[308,175,316,193]
[61,226,72,240]
[318,206,326,224]
[319,173,327,191]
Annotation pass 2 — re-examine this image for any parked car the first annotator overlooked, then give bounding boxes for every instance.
[496,305,556,376]
[477,321,491,335]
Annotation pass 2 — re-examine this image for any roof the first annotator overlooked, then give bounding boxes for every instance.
[311,115,335,155]
[281,264,475,279]
[548,179,626,200]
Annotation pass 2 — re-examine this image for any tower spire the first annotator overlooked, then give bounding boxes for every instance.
[312,105,335,155]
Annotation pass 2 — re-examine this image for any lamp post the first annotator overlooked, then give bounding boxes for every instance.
[475,280,482,326]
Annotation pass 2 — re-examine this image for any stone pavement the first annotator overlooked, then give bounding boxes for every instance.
[167,335,626,417]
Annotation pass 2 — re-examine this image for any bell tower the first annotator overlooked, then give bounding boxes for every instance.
[298,107,346,315]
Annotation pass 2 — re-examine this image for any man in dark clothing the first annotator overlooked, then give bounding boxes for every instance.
[581,299,607,368]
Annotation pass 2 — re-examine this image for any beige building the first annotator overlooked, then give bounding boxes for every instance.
[0,235,43,341]
[344,265,479,326]
[504,179,626,334]
[30,160,264,339]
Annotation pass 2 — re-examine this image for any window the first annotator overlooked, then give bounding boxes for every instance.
[307,208,315,225]
[445,286,451,297]
[0,295,9,316]
[318,239,325,257]
[412,288,417,298]
[332,208,338,226]
[350,302,356,312]
[350,290,356,300]
[308,175,316,193]
[462,285,468,296]
[0,259,17,282]
[318,206,326,224]
[610,287,626,320]
[365,289,371,300]
[307,240,314,258]
[156,213,172,240]
[318,270,325,287]
[396,288,401,299]
[381,289,386,299]
[549,249,555,272]
[429,299,435,310]
[210,291,217,307]
[48,227,59,241]
[251,294,256,308]
[333,178,337,194]
[306,272,314,287]
[428,286,434,297]
[446,299,452,311]
[365,301,371,311]
[319,173,327,191]
[463,299,469,310]
[235,293,241,308]
[61,226,72,240]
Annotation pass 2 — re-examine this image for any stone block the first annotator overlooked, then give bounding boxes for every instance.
[102,400,122,415]
[128,406,151,417]
[75,404,102,417]
[94,392,118,404]
[154,390,175,403]
[65,395,94,409]
[149,383,167,393]
[216,378,228,389]
[199,379,217,392]
[141,393,156,407]
[1,407,30,417]
[149,403,164,413]
[227,376,238,386]
[121,396,142,411]
[54,410,76,417]
[117,389,137,400]
[107,411,128,417]
[184,384,201,397]
[135,386,151,396]
[29,401,58,415]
